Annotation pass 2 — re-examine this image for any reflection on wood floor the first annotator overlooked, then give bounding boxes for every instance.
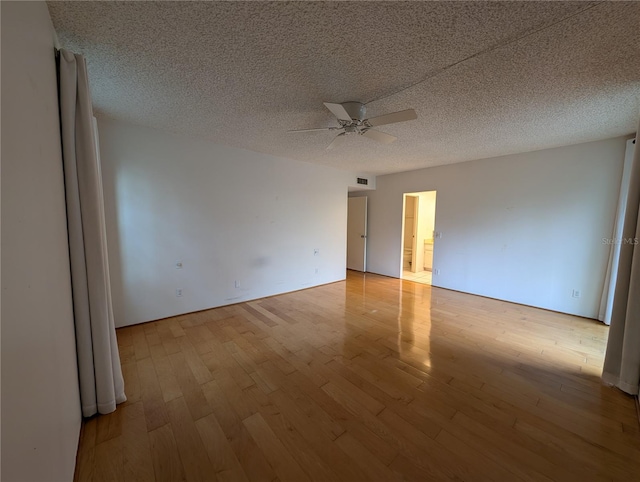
[75,271,640,481]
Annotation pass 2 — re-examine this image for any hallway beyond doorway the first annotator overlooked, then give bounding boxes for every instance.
[401,190,437,285]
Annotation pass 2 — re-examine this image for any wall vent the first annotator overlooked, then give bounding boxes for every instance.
[357,177,368,185]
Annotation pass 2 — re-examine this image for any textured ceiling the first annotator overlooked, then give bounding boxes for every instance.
[48,1,640,175]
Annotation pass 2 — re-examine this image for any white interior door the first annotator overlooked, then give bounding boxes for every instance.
[347,196,367,271]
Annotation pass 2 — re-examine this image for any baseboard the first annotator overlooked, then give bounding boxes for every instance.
[636,395,640,426]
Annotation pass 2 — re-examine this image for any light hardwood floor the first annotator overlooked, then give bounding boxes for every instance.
[75,271,640,481]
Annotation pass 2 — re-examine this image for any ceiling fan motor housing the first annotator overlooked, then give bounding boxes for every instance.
[344,125,358,135]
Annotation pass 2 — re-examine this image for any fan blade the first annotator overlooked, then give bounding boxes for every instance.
[288,127,335,133]
[326,132,347,150]
[361,129,397,144]
[323,102,353,122]
[366,109,417,127]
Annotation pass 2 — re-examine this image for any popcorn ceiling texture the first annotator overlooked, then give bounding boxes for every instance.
[48,1,640,175]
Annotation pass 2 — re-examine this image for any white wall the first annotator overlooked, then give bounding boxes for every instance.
[1,2,81,481]
[98,118,352,327]
[358,138,627,318]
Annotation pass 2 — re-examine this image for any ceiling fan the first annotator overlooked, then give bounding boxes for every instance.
[289,102,417,150]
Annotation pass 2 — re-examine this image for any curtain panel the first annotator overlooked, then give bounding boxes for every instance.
[57,49,126,416]
[602,121,640,397]
[599,139,636,325]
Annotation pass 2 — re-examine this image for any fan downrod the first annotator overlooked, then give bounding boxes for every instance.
[340,102,366,122]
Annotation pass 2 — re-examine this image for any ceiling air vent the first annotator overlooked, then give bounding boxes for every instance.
[357,178,368,185]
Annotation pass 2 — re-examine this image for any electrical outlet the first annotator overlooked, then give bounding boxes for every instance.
[434,269,441,275]
[176,288,183,297]
[235,280,241,289]
[315,268,319,274]
[572,289,581,298]
[314,248,319,256]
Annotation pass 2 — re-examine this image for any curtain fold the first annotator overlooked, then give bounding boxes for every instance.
[602,120,640,397]
[599,138,636,325]
[58,49,126,416]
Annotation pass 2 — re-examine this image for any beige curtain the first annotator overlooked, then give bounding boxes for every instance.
[58,49,126,416]
[599,139,636,325]
[602,122,639,397]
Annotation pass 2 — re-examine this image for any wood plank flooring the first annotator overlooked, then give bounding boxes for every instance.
[74,271,640,481]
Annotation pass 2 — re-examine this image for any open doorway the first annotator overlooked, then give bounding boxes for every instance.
[401,191,437,285]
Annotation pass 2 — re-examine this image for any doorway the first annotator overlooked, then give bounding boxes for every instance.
[401,191,437,285]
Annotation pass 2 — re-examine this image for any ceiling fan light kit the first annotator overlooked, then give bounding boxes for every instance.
[289,101,417,150]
